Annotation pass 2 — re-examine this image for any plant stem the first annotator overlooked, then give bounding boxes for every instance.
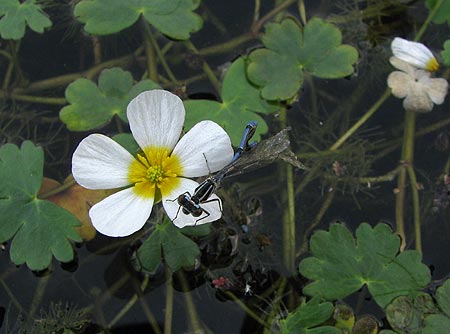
[329,89,391,151]
[142,20,158,82]
[164,270,174,334]
[396,110,416,250]
[184,41,221,94]
[177,271,204,333]
[415,0,444,41]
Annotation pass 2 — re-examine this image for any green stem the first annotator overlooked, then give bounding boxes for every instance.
[148,30,179,85]
[223,291,270,329]
[407,164,422,254]
[142,20,158,82]
[329,89,391,151]
[38,176,76,199]
[262,278,287,334]
[164,270,174,334]
[415,0,444,41]
[108,275,150,328]
[177,271,204,333]
[29,275,50,319]
[184,41,221,94]
[198,33,257,56]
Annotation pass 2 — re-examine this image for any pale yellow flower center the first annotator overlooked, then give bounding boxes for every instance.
[128,147,182,199]
[426,57,439,72]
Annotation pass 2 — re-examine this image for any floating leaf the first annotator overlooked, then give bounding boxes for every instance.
[39,177,115,241]
[0,142,81,271]
[299,223,430,308]
[136,218,210,272]
[60,68,159,131]
[247,17,358,100]
[74,0,202,40]
[184,57,278,145]
[425,0,450,25]
[441,40,450,66]
[422,279,450,334]
[0,0,51,40]
[279,297,340,334]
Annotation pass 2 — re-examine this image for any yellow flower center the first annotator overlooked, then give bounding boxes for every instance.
[128,147,182,199]
[426,57,439,72]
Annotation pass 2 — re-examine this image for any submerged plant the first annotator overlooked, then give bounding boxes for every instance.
[72,89,234,236]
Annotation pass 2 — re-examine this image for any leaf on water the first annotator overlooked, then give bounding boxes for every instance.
[298,223,431,308]
[0,0,52,40]
[279,297,340,334]
[74,0,202,40]
[59,67,160,131]
[136,218,210,273]
[39,177,115,241]
[184,57,279,146]
[247,17,358,101]
[0,142,81,271]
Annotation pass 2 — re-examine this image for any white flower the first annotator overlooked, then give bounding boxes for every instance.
[387,56,448,113]
[391,37,439,72]
[72,90,234,236]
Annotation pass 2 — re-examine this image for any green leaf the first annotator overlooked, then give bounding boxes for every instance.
[74,0,202,40]
[436,279,450,317]
[184,57,278,146]
[425,0,450,25]
[423,315,450,334]
[441,40,450,66]
[298,223,430,308]
[59,68,160,131]
[136,219,206,272]
[0,0,51,40]
[279,297,340,334]
[0,142,81,271]
[247,17,358,101]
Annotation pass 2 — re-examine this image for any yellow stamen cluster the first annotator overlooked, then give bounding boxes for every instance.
[128,147,182,199]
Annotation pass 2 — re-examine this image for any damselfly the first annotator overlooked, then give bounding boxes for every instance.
[169,122,302,224]
[168,121,258,224]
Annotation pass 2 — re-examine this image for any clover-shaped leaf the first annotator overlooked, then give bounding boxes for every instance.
[74,0,202,40]
[441,40,450,66]
[60,68,159,131]
[184,57,279,146]
[279,297,340,334]
[136,218,210,272]
[422,279,450,334]
[247,17,358,101]
[0,142,81,271]
[0,0,52,40]
[299,223,430,308]
[425,0,450,25]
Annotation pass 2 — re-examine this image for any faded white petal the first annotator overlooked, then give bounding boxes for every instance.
[403,85,434,113]
[127,90,185,151]
[162,178,222,228]
[391,37,438,71]
[387,71,411,98]
[389,56,416,75]
[72,134,134,189]
[90,188,154,237]
[420,77,448,105]
[172,120,234,177]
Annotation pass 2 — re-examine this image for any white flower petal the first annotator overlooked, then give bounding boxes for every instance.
[387,71,411,98]
[421,77,448,105]
[127,90,185,151]
[172,121,234,177]
[391,37,438,71]
[403,85,434,113]
[72,134,135,189]
[90,188,154,237]
[162,178,222,228]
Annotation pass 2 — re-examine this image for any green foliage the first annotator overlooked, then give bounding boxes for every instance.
[247,17,358,101]
[0,141,81,271]
[279,297,340,334]
[440,40,450,66]
[298,223,430,308]
[425,0,450,25]
[60,68,159,131]
[136,218,210,272]
[74,0,202,40]
[0,0,51,40]
[184,57,278,146]
[380,280,450,334]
